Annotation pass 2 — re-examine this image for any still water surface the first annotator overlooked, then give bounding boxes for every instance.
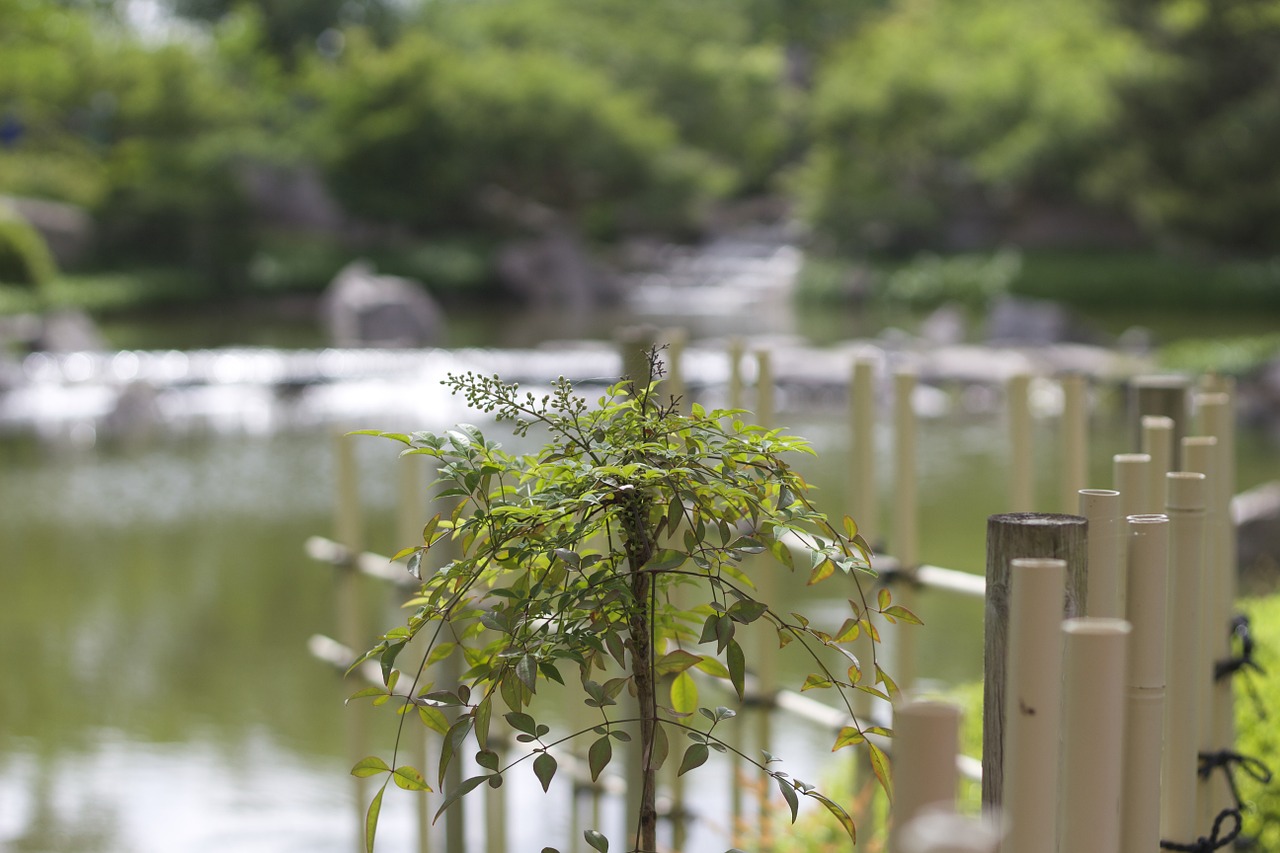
[4,299,1279,851]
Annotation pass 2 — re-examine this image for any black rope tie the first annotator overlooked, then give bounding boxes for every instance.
[1198,749,1275,810]
[1159,808,1242,853]
[1214,614,1265,682]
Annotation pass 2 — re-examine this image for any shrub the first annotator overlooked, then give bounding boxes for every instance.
[0,207,58,289]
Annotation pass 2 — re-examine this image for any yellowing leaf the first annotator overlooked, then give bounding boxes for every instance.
[670,670,698,714]
[832,726,865,751]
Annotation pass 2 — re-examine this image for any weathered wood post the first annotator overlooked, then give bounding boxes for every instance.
[1131,374,1191,451]
[1080,489,1122,618]
[1007,373,1034,512]
[1002,558,1066,853]
[1060,617,1131,853]
[1060,373,1089,513]
[1141,416,1175,514]
[894,369,920,692]
[982,513,1087,810]
[891,701,961,853]
[1161,472,1208,846]
[1121,514,1170,853]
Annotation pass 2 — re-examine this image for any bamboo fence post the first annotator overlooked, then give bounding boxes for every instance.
[617,326,659,396]
[891,701,961,853]
[662,327,687,412]
[982,513,1087,810]
[898,812,1002,853]
[754,348,778,848]
[1112,452,1151,612]
[1121,514,1170,853]
[1131,374,1191,451]
[1059,617,1132,853]
[893,369,920,693]
[1196,389,1238,818]
[397,454,434,853]
[1007,373,1034,512]
[850,356,881,836]
[1001,558,1066,853]
[1080,489,1122,617]
[334,432,368,853]
[727,337,745,411]
[1161,472,1208,846]
[1141,416,1175,515]
[1060,373,1088,513]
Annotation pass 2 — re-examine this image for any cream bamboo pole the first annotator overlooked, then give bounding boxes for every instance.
[1060,617,1132,853]
[1131,374,1191,450]
[1196,389,1237,819]
[334,432,368,853]
[1007,373,1034,512]
[891,701,961,853]
[1121,514,1170,853]
[1080,489,1122,617]
[397,455,434,853]
[893,368,920,694]
[898,812,1002,853]
[1181,435,1224,830]
[1141,416,1175,515]
[1061,373,1088,513]
[755,348,778,847]
[1001,558,1066,853]
[727,337,745,411]
[1112,453,1150,615]
[1161,472,1208,846]
[850,356,880,836]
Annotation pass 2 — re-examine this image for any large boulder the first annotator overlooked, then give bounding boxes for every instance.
[320,260,445,348]
[984,295,1104,346]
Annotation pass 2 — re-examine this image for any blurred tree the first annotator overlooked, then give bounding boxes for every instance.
[797,0,1144,252]
[167,0,401,61]
[311,31,724,238]
[1101,0,1280,250]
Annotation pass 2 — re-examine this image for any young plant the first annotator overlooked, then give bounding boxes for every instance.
[347,348,913,852]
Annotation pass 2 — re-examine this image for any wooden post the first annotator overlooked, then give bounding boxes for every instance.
[894,369,920,693]
[1060,373,1088,513]
[1060,618,1131,853]
[850,356,881,837]
[1080,489,1122,618]
[754,348,777,847]
[1121,514,1170,853]
[1002,558,1066,853]
[1141,416,1175,515]
[1007,373,1034,512]
[1130,374,1190,451]
[662,327,687,412]
[1161,472,1207,846]
[397,455,434,853]
[727,337,745,411]
[982,513,1087,810]
[891,701,961,853]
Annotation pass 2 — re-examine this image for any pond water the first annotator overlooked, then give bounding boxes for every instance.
[3,296,1279,852]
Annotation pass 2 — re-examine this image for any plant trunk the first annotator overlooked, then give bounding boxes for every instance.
[624,488,658,852]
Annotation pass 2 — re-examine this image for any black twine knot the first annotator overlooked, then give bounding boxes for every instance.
[1160,808,1242,853]
[1198,749,1274,810]
[1214,614,1265,682]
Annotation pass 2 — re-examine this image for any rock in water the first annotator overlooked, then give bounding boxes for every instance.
[320,260,445,348]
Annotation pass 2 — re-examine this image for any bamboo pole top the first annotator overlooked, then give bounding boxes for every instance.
[1166,471,1207,510]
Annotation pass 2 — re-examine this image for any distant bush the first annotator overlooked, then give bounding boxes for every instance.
[1159,334,1280,376]
[0,208,57,289]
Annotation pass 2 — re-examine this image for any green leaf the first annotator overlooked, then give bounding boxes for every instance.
[475,696,493,749]
[651,723,670,771]
[422,513,441,545]
[868,741,893,801]
[807,556,835,585]
[726,639,745,702]
[655,649,703,676]
[832,726,865,751]
[392,765,431,791]
[505,712,537,735]
[476,749,500,771]
[584,829,609,853]
[439,718,472,790]
[365,783,386,853]
[694,655,731,679]
[810,791,857,843]
[417,705,450,735]
[678,742,709,776]
[380,640,406,684]
[588,735,612,781]
[776,776,800,822]
[728,599,768,624]
[878,587,892,609]
[346,686,387,704]
[534,752,558,792]
[434,775,487,823]
[801,673,834,691]
[883,605,924,625]
[351,756,391,778]
[670,671,698,715]
[647,549,688,571]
